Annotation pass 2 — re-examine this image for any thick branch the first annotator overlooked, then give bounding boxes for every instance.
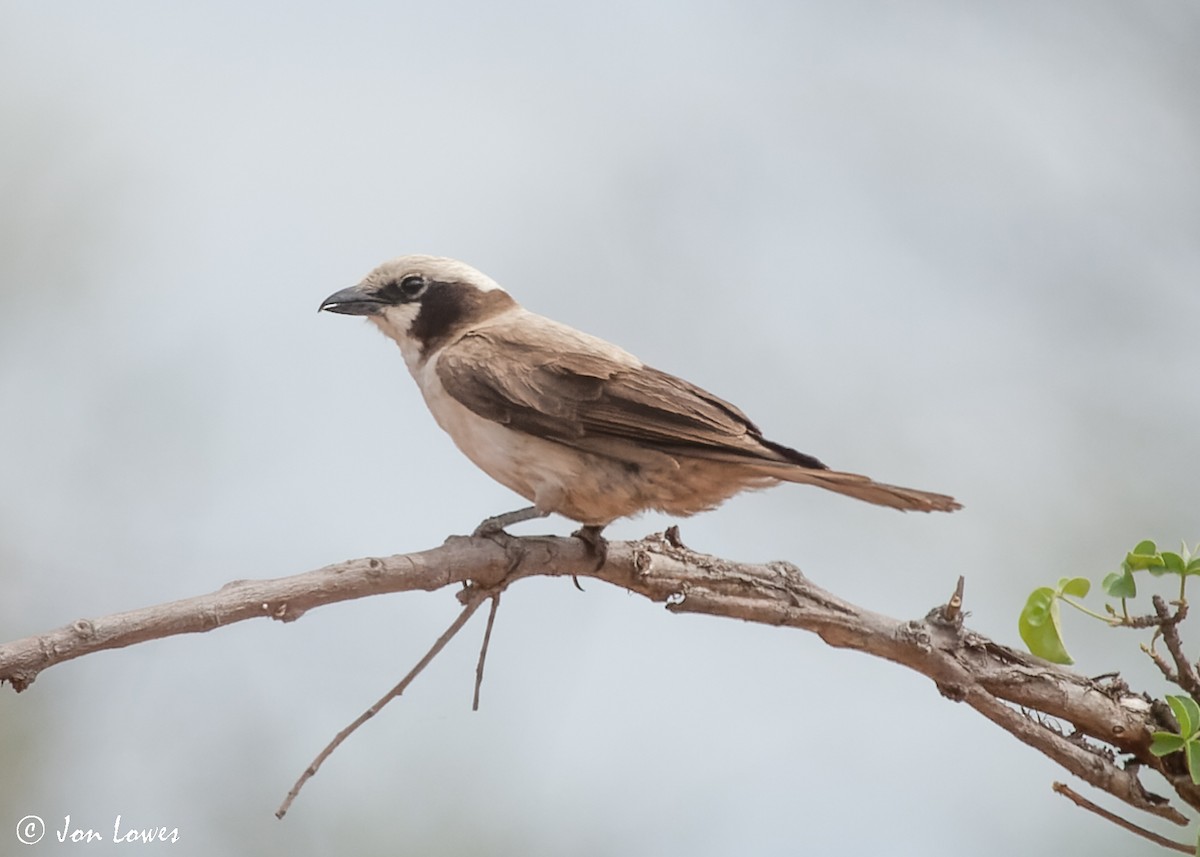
[0,532,1191,824]
[0,540,510,689]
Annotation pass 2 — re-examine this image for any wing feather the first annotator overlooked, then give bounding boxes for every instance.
[435,323,827,470]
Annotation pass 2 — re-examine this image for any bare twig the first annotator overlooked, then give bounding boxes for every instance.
[1126,613,1173,629]
[1052,782,1193,854]
[1143,636,1180,687]
[472,593,502,711]
[1152,596,1200,700]
[275,591,490,819]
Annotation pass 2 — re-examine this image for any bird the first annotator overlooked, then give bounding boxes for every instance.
[319,255,960,544]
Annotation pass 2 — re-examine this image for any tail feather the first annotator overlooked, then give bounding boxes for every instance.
[769,466,961,513]
[652,442,962,512]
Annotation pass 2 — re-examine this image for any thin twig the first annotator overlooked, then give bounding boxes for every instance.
[1125,613,1170,629]
[473,593,502,711]
[1052,782,1193,854]
[1143,636,1180,687]
[1126,599,1189,630]
[1153,596,1200,700]
[275,592,489,819]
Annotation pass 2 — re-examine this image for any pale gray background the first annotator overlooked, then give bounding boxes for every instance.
[3,1,1199,854]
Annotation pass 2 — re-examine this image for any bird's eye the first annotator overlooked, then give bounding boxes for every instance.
[399,274,426,298]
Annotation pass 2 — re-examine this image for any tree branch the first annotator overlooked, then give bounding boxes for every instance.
[1151,596,1200,701]
[1052,782,1193,854]
[1,531,1194,827]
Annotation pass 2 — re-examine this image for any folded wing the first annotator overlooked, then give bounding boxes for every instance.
[435,322,827,470]
[435,321,960,513]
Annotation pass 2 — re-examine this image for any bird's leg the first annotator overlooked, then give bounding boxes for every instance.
[472,506,548,537]
[571,524,608,563]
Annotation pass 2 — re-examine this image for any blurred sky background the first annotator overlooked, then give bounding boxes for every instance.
[2,1,1200,854]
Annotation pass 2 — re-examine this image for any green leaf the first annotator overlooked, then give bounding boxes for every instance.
[1168,695,1200,738]
[1150,551,1184,577]
[1102,569,1137,599]
[1019,588,1073,664]
[1163,552,1186,574]
[1151,732,1187,756]
[1182,697,1200,736]
[1181,697,1200,736]
[1187,740,1200,786]
[1186,557,1200,576]
[1127,541,1165,571]
[1059,577,1090,598]
[1130,554,1166,571]
[1022,588,1054,627]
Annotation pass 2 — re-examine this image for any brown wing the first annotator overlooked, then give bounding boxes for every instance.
[435,323,828,470]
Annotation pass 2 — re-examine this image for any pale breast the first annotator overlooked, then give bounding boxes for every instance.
[403,312,775,525]
[413,352,565,504]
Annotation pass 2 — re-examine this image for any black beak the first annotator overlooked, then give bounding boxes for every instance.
[319,284,385,316]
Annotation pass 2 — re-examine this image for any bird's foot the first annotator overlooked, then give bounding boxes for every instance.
[664,524,687,550]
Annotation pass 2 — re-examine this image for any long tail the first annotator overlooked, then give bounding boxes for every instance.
[769,466,961,512]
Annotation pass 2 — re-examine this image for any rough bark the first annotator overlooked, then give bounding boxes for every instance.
[1,531,1194,827]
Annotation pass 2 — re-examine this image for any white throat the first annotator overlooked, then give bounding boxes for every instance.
[368,303,425,372]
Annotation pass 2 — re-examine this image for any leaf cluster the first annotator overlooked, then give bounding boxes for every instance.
[1151,695,1200,787]
[1019,540,1200,665]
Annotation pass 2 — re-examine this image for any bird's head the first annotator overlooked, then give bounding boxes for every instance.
[320,255,517,366]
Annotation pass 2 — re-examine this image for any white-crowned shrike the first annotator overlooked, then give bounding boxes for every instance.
[320,255,960,543]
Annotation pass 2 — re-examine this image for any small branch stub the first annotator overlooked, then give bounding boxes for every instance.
[940,575,965,624]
